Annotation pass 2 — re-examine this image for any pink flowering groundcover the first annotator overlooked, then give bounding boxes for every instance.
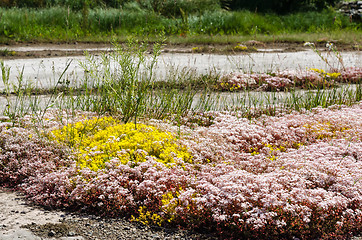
[0,104,361,239]
[217,67,362,91]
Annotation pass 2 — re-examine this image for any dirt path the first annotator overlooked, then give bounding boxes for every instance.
[0,42,359,60]
[0,188,67,240]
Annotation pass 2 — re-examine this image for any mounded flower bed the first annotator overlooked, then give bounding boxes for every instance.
[217,67,362,91]
[0,104,361,239]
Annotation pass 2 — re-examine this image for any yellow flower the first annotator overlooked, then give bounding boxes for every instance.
[51,117,193,171]
[233,45,248,51]
[131,206,164,226]
[309,68,341,79]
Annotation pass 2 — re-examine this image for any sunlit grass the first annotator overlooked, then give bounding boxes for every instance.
[165,31,362,45]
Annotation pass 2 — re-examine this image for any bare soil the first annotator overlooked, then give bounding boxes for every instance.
[0,188,218,240]
[0,41,360,60]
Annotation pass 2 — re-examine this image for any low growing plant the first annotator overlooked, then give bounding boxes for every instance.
[0,104,361,239]
[50,116,193,171]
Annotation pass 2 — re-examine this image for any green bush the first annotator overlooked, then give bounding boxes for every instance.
[87,8,167,34]
[1,0,221,17]
[0,0,45,7]
[281,9,353,32]
[0,6,359,40]
[136,0,221,17]
[187,8,358,35]
[227,0,340,13]
[0,0,342,13]
[0,0,124,9]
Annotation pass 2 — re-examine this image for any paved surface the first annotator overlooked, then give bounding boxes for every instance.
[0,49,360,90]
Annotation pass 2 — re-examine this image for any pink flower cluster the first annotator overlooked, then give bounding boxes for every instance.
[0,123,71,188]
[258,77,294,91]
[339,67,362,83]
[275,69,325,88]
[217,67,361,91]
[0,104,361,239]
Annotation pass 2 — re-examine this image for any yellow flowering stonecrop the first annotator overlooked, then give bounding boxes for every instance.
[51,117,193,171]
[309,68,341,79]
[50,116,117,147]
[303,121,351,140]
[131,206,164,226]
[131,187,185,226]
[233,45,248,51]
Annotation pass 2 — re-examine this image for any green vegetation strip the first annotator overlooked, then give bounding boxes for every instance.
[0,7,360,44]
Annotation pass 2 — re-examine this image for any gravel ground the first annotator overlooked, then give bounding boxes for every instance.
[0,188,217,240]
[24,216,218,240]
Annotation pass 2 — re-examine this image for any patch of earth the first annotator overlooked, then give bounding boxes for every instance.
[0,187,65,240]
[24,217,218,240]
[0,41,360,60]
[0,188,217,240]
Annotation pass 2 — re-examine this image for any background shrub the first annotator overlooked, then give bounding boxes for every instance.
[0,0,350,17]
[137,0,221,17]
[226,0,341,14]
[1,0,220,15]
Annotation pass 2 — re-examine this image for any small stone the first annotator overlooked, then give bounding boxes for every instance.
[151,234,161,240]
[48,230,56,237]
[68,231,76,236]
